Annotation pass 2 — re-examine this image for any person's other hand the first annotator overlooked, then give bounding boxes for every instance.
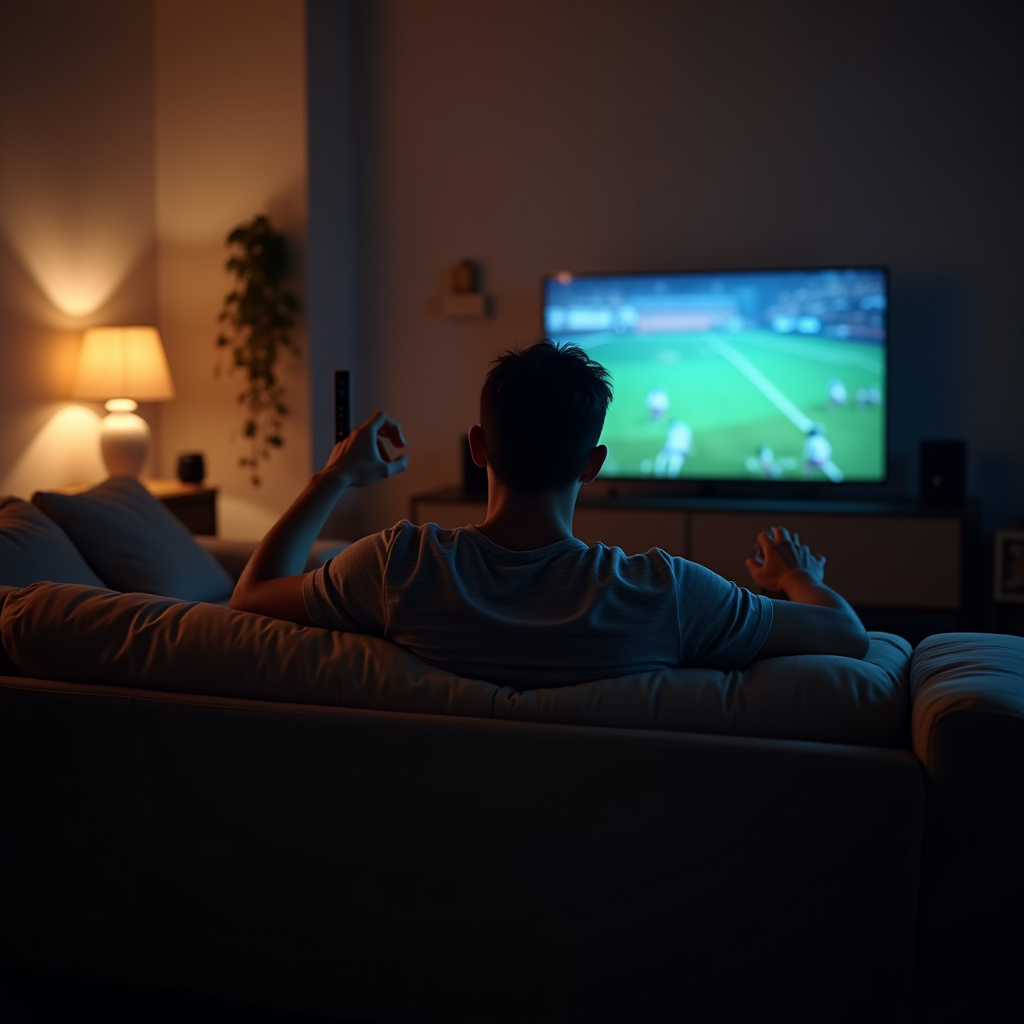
[745,525,825,594]
[321,411,408,487]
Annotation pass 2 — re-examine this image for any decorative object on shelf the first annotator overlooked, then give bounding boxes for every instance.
[443,258,490,318]
[177,452,206,485]
[994,529,1024,603]
[215,213,300,487]
[71,325,175,478]
[451,259,477,293]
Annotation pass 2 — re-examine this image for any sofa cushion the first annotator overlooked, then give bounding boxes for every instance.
[31,478,234,603]
[0,582,495,714]
[0,582,913,747]
[0,585,19,676]
[0,496,108,589]
[502,635,913,747]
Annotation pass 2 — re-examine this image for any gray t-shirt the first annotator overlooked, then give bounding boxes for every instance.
[303,521,773,687]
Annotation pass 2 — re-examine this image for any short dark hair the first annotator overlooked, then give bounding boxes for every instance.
[479,339,613,494]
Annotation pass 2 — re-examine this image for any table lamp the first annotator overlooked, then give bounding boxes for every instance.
[71,326,176,478]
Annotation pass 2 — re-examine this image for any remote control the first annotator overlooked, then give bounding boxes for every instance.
[334,370,350,442]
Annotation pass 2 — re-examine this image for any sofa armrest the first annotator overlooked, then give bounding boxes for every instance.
[194,537,351,583]
[911,633,1024,1023]
[912,632,1024,769]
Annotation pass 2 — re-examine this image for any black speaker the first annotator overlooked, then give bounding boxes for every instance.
[919,439,966,505]
[461,435,488,496]
[176,452,205,484]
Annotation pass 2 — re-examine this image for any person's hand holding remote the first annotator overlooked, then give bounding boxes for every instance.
[320,411,408,489]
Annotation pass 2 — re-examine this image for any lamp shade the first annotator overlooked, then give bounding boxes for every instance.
[71,326,175,402]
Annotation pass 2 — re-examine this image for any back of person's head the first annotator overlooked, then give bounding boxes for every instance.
[479,339,613,495]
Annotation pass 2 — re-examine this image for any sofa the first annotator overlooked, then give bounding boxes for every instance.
[0,480,1021,1023]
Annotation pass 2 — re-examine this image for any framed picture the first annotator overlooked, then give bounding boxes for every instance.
[994,530,1024,603]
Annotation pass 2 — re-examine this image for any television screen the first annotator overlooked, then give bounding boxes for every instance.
[542,266,888,485]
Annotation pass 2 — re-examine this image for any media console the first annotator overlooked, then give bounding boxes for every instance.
[410,487,980,639]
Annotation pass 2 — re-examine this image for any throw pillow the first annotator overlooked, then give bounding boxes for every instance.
[31,478,234,603]
[0,495,107,589]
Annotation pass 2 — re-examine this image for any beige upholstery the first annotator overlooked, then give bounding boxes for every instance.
[1,581,911,746]
[1,578,1020,1021]
[502,632,910,746]
[0,673,925,1022]
[0,678,136,981]
[910,631,1024,762]
[0,586,17,675]
[910,633,1024,1024]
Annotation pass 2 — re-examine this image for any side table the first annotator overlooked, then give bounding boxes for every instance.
[142,479,218,535]
[50,478,218,536]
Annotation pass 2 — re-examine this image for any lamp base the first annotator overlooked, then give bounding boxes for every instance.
[99,399,150,477]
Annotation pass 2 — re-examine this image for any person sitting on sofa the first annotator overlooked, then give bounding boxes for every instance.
[230,340,869,684]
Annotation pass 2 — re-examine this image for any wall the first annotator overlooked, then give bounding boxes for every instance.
[154,0,308,540]
[0,0,158,497]
[0,0,307,543]
[3,0,1020,580]
[307,0,362,538]
[309,0,1023,567]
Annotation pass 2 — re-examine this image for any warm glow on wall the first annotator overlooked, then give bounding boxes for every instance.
[216,494,289,542]
[2,405,105,497]
[3,212,153,319]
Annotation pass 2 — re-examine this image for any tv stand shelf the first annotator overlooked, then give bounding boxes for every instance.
[410,487,979,632]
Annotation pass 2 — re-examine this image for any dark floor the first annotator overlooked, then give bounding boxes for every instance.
[0,962,349,1024]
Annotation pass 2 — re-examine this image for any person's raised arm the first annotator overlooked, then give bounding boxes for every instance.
[230,411,407,623]
[746,526,869,660]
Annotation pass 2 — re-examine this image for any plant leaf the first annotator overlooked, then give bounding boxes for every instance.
[216,212,300,488]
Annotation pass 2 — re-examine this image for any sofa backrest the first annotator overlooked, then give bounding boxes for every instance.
[1,580,913,748]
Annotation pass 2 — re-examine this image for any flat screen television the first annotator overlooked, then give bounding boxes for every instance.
[542,266,889,490]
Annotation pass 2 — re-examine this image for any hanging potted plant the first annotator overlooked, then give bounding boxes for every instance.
[215,213,300,486]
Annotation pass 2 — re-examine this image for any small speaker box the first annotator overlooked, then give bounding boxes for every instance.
[177,452,205,484]
[461,435,488,496]
[919,439,966,505]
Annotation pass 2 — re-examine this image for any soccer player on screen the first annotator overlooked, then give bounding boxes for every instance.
[646,387,669,421]
[856,384,881,408]
[802,425,832,477]
[654,420,693,477]
[758,446,782,480]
